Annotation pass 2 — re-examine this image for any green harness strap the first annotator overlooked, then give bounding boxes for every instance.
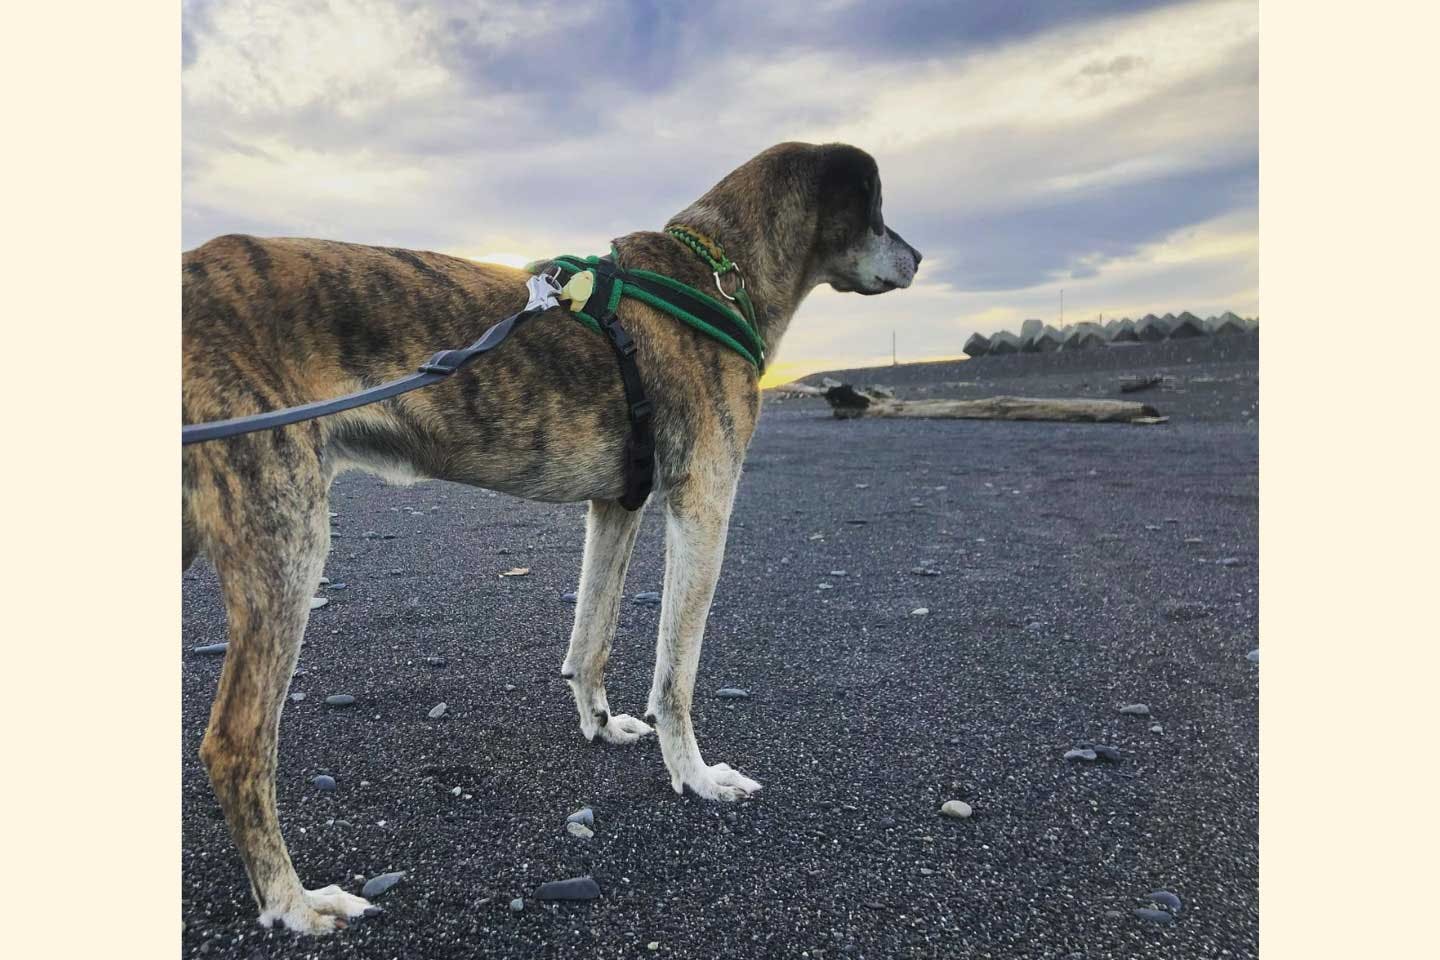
[531,234,767,374]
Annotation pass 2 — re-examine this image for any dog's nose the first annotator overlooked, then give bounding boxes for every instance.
[888,227,921,267]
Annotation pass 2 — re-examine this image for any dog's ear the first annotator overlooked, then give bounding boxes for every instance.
[819,144,884,238]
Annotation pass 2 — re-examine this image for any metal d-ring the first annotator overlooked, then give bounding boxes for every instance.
[714,265,745,302]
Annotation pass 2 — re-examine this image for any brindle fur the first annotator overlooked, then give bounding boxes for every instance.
[182,142,920,934]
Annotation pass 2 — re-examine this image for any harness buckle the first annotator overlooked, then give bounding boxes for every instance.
[524,269,563,312]
[714,265,745,301]
[630,398,655,421]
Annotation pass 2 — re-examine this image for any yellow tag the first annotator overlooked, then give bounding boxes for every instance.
[561,270,595,312]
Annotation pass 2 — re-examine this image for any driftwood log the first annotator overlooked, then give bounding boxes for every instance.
[823,385,1163,424]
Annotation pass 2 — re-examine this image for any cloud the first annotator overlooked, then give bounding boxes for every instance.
[182,0,1257,371]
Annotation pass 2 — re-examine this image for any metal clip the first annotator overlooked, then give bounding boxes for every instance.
[524,268,563,312]
[714,265,745,302]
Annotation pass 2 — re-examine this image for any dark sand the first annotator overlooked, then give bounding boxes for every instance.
[182,336,1258,958]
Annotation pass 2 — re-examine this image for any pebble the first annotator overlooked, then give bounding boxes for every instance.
[562,592,578,603]
[909,566,941,576]
[1183,537,1204,545]
[829,569,848,577]
[327,582,348,590]
[1119,703,1150,715]
[510,898,524,912]
[1147,890,1182,913]
[318,576,330,586]
[940,800,972,819]
[567,807,594,826]
[1064,748,1098,762]
[362,530,380,539]
[290,692,305,702]
[193,642,228,655]
[1150,724,1163,734]
[536,876,601,901]
[428,702,448,719]
[325,694,356,707]
[632,591,662,606]
[451,786,462,796]
[309,597,329,610]
[1217,557,1244,567]
[717,687,750,700]
[648,942,660,951]
[818,583,834,590]
[1086,744,1124,761]
[911,607,930,617]
[312,775,336,791]
[1247,649,1259,663]
[566,821,594,839]
[503,683,516,692]
[1134,908,1174,924]
[362,871,405,899]
[389,568,404,576]
[424,656,447,667]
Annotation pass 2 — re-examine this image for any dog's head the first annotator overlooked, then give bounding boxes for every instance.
[811,144,921,295]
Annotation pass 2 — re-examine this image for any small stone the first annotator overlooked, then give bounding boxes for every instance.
[389,568,404,576]
[716,687,750,700]
[193,642,229,656]
[940,800,972,819]
[1134,908,1174,924]
[1217,557,1244,567]
[428,702,448,719]
[328,582,348,590]
[1247,649,1259,663]
[362,871,405,899]
[829,570,848,577]
[1119,703,1150,715]
[648,942,660,952]
[1150,724,1163,734]
[1089,744,1124,761]
[1183,537,1204,545]
[1104,910,1124,919]
[911,607,929,617]
[535,876,601,901]
[510,898,524,912]
[567,807,594,827]
[309,596,329,610]
[566,821,594,839]
[818,583,834,590]
[910,566,941,576]
[424,656,446,667]
[290,692,306,702]
[362,530,381,539]
[312,774,336,791]
[632,591,662,606]
[1147,890,1182,913]
[562,592,578,603]
[1064,748,1098,762]
[325,694,356,707]
[450,786,462,796]
[503,683,516,692]
[318,576,330,586]
[1163,518,1179,525]
[499,567,530,578]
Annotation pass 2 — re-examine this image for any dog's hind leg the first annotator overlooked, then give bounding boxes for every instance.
[644,469,761,801]
[562,499,654,744]
[193,449,373,935]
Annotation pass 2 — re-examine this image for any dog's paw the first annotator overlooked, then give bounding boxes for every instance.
[260,886,376,936]
[596,712,654,745]
[672,761,762,802]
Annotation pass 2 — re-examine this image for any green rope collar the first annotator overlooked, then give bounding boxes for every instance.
[530,235,767,373]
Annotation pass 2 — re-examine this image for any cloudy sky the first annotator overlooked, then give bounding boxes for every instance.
[183,0,1258,383]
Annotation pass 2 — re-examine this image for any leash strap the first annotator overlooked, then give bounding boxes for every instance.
[181,273,562,446]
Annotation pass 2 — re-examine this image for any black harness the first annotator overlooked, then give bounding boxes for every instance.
[181,240,765,513]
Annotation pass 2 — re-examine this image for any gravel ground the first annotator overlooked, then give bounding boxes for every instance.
[182,347,1259,959]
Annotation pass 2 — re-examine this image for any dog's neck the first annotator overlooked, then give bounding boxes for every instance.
[663,201,822,355]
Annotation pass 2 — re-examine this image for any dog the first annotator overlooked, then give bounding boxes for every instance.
[181,141,921,934]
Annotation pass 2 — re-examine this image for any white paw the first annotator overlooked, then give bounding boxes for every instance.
[259,886,375,935]
[596,712,655,745]
[673,761,762,801]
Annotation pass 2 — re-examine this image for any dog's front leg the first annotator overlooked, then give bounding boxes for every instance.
[644,470,761,800]
[562,498,654,744]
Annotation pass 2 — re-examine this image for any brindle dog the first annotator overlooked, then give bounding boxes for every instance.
[182,141,921,934]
